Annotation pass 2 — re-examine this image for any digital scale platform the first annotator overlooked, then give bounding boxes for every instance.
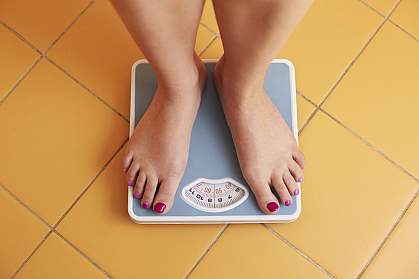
[128,59,301,224]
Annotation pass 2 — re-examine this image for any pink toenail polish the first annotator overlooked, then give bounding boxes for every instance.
[267,202,279,212]
[142,202,149,209]
[154,202,166,213]
[285,200,291,206]
[293,188,300,195]
[128,180,134,186]
[133,191,140,199]
[297,177,304,183]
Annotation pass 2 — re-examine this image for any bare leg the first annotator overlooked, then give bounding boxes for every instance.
[112,0,206,214]
[213,0,312,214]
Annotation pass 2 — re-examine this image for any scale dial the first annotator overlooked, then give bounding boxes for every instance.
[181,178,249,213]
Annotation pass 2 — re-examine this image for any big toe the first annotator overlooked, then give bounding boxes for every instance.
[246,177,280,214]
[153,176,181,214]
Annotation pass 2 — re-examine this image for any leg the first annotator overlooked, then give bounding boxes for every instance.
[112,0,206,213]
[212,0,312,214]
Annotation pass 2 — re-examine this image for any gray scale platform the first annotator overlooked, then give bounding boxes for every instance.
[128,59,301,224]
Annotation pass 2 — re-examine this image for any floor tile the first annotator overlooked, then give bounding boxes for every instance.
[0,25,39,100]
[0,0,90,51]
[323,22,419,177]
[0,187,49,278]
[362,196,419,279]
[15,233,106,279]
[0,59,128,225]
[57,148,225,279]
[190,224,327,279]
[391,0,419,38]
[277,0,382,104]
[47,0,143,119]
[269,112,418,278]
[363,0,398,15]
[201,0,219,34]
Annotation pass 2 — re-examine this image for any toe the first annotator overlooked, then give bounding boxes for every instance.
[123,150,134,172]
[293,150,305,169]
[282,170,299,197]
[141,174,158,209]
[126,162,140,186]
[272,172,292,206]
[288,159,304,184]
[133,171,146,201]
[153,176,180,214]
[246,177,280,214]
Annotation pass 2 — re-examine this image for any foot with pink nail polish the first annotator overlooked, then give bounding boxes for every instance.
[122,55,207,215]
[214,58,305,215]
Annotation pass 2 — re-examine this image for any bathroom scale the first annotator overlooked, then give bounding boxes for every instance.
[128,59,301,224]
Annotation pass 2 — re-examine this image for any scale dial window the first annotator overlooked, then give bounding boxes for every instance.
[181,178,249,213]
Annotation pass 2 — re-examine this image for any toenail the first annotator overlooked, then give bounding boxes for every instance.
[133,191,140,198]
[142,202,149,209]
[293,188,300,195]
[128,180,134,186]
[285,200,291,206]
[266,202,279,212]
[297,177,304,183]
[154,202,166,213]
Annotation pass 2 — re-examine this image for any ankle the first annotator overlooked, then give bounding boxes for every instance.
[214,58,264,106]
[156,54,206,94]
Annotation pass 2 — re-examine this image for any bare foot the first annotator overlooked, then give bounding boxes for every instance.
[124,55,207,214]
[214,58,305,214]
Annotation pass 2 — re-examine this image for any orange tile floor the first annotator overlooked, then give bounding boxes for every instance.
[1,0,418,278]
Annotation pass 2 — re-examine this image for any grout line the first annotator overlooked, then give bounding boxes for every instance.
[184,224,229,278]
[197,33,218,56]
[0,183,52,230]
[0,21,42,55]
[198,34,220,57]
[45,57,129,123]
[53,230,113,278]
[263,224,336,278]
[295,91,319,135]
[10,231,53,279]
[0,56,43,105]
[53,139,128,228]
[388,19,418,41]
[296,90,317,107]
[319,108,419,183]
[357,0,387,18]
[44,1,94,55]
[199,22,219,35]
[356,190,418,278]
